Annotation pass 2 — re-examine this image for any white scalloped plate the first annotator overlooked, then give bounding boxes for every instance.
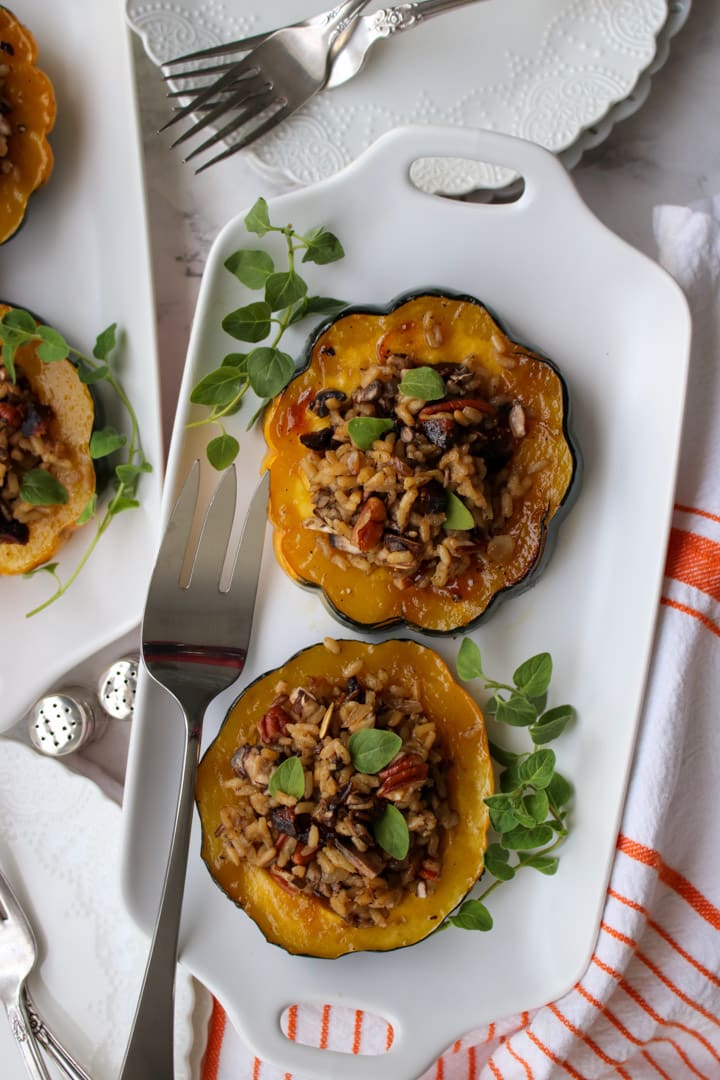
[121,127,691,1080]
[125,0,691,193]
[0,0,164,732]
[0,741,210,1080]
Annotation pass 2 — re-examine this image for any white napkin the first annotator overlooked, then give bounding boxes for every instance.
[199,197,720,1079]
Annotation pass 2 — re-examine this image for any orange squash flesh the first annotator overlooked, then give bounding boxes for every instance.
[0,8,56,245]
[263,292,579,634]
[196,639,494,957]
[0,305,95,574]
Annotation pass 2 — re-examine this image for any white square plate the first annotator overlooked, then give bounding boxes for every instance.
[0,0,163,731]
[121,127,690,1080]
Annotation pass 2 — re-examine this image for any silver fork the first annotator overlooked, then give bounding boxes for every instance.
[119,462,269,1080]
[0,867,50,1079]
[160,0,373,171]
[0,863,98,1079]
[164,0,489,92]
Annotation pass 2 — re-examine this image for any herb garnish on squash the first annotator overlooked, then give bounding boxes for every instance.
[263,289,580,635]
[196,638,493,958]
[0,306,151,615]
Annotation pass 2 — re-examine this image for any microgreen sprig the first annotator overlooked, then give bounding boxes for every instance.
[445,639,575,932]
[0,310,151,616]
[188,196,346,470]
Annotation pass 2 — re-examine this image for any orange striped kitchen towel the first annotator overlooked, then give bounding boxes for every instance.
[199,198,720,1079]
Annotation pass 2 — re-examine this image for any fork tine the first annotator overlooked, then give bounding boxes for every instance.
[182,90,277,161]
[159,58,260,132]
[219,473,269,652]
[194,103,291,173]
[164,61,238,84]
[189,465,237,592]
[170,77,271,149]
[0,866,32,934]
[144,461,200,603]
[162,30,268,66]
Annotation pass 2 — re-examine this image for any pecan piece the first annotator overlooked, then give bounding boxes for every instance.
[377,753,428,797]
[258,703,292,743]
[351,496,386,552]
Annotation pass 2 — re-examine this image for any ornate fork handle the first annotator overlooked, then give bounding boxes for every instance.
[23,991,92,1080]
[372,0,477,35]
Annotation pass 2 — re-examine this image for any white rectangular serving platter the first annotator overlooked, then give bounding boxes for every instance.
[121,126,691,1080]
[0,0,163,730]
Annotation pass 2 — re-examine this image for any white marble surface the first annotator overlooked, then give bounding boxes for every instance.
[130,2,720,457]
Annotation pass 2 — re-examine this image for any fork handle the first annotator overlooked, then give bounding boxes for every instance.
[3,995,51,1080]
[118,722,201,1079]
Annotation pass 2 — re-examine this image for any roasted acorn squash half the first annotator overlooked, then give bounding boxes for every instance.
[196,638,493,957]
[0,304,96,574]
[263,289,580,634]
[0,8,56,245]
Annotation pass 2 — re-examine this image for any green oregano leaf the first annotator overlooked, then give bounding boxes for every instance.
[265,270,307,312]
[530,705,574,745]
[77,361,109,384]
[525,854,560,876]
[513,653,553,697]
[19,469,69,506]
[221,353,249,369]
[484,793,521,835]
[303,296,347,317]
[373,804,409,860]
[90,426,128,459]
[246,347,294,399]
[36,326,68,363]
[524,789,550,824]
[487,739,520,768]
[222,302,272,342]
[347,416,395,450]
[501,823,555,851]
[2,309,36,335]
[301,227,345,265]
[446,899,493,932]
[23,561,59,579]
[348,729,402,774]
[190,367,245,407]
[268,756,305,799]
[456,638,484,681]
[76,494,97,525]
[546,771,573,810]
[399,366,446,401]
[93,323,117,361]
[206,433,240,471]
[224,249,274,289]
[516,749,556,790]
[244,196,272,236]
[494,693,537,727]
[484,844,516,881]
[444,491,474,531]
[1,340,17,382]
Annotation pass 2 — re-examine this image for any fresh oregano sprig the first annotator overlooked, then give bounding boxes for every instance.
[188,196,346,470]
[445,638,575,932]
[0,310,151,617]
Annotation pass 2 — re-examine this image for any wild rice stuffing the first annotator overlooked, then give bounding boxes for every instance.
[0,357,66,544]
[215,652,458,927]
[299,344,534,592]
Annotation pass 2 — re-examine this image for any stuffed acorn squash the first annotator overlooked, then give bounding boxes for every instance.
[263,290,580,634]
[0,304,95,574]
[196,638,493,957]
[0,8,56,245]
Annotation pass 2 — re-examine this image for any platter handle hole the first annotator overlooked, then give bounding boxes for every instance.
[408,158,525,205]
[279,1003,394,1056]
